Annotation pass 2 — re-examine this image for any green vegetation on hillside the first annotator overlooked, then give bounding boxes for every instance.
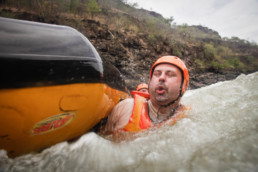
[200,43,246,71]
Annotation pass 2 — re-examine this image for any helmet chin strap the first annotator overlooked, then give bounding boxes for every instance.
[160,94,181,108]
[160,77,183,108]
[156,83,183,120]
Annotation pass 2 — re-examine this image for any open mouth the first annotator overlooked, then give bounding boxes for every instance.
[156,85,166,94]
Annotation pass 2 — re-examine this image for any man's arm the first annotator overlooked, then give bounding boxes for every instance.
[105,98,134,133]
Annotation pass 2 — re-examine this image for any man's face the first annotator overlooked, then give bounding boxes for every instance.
[149,64,182,105]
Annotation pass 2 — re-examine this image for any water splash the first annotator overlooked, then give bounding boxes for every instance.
[1,72,258,172]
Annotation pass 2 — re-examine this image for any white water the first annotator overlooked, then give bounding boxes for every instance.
[1,72,258,172]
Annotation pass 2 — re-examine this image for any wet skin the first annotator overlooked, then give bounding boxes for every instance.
[149,64,182,107]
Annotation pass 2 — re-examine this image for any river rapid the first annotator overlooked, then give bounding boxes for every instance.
[0,72,258,172]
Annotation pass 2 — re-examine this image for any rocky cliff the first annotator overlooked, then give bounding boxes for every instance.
[0,8,257,91]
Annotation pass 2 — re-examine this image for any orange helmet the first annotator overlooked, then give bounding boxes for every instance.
[149,56,189,96]
[137,83,148,91]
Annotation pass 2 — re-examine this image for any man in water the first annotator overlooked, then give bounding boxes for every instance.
[105,56,189,132]
[136,83,148,93]
[129,83,149,98]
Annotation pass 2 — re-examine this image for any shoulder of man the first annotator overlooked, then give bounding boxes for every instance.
[105,98,134,132]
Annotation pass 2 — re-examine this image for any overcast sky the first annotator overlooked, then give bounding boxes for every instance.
[127,0,258,43]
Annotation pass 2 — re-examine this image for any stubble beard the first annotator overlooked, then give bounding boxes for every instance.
[153,83,170,103]
[154,92,169,103]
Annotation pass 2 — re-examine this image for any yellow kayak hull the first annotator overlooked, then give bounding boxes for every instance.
[0,83,127,157]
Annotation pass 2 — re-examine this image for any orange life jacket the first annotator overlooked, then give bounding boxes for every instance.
[123,92,187,132]
[130,90,150,99]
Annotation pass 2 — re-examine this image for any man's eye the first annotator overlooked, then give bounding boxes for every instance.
[166,72,175,77]
[153,71,161,76]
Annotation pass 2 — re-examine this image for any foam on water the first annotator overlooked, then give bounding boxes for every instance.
[1,72,258,172]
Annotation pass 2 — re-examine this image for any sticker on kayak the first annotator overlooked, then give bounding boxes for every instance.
[31,112,75,135]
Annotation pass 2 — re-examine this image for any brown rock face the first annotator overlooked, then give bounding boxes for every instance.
[1,9,255,91]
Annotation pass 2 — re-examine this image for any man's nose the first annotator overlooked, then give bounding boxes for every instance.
[158,72,166,82]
